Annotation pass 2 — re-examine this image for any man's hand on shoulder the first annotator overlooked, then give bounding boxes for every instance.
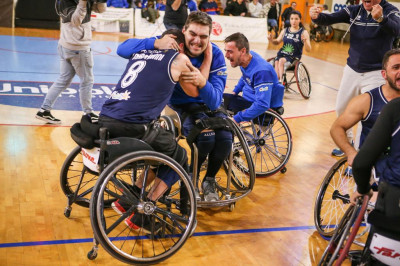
[154,34,180,50]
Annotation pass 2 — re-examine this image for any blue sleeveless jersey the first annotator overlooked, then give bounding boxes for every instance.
[360,86,388,146]
[100,49,179,123]
[277,27,304,60]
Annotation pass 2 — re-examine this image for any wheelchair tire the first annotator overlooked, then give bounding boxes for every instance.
[318,196,369,266]
[90,150,196,265]
[237,110,292,177]
[295,62,311,99]
[324,26,334,42]
[60,146,102,208]
[314,158,356,237]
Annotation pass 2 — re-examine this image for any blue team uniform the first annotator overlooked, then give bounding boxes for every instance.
[231,51,284,123]
[117,38,227,112]
[276,27,305,63]
[101,49,179,123]
[360,86,388,146]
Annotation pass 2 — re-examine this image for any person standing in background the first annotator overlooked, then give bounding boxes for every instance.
[35,0,106,124]
[163,0,188,30]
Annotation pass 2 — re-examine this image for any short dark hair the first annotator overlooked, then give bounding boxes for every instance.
[224,32,250,54]
[161,29,185,46]
[184,11,213,33]
[382,48,400,70]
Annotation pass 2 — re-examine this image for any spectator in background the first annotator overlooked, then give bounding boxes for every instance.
[133,0,143,8]
[281,1,296,28]
[156,0,166,10]
[224,0,247,16]
[107,0,129,8]
[200,0,220,15]
[248,0,263,17]
[163,0,188,30]
[188,0,198,12]
[142,0,160,23]
[261,0,280,37]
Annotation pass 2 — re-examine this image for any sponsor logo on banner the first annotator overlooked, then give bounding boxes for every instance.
[0,80,115,110]
[212,21,223,36]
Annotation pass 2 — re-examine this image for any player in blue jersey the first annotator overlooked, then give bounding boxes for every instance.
[99,29,195,232]
[350,99,400,266]
[330,49,400,166]
[116,12,230,202]
[222,32,284,123]
[268,11,311,83]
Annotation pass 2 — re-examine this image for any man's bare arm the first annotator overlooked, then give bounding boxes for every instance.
[330,94,370,165]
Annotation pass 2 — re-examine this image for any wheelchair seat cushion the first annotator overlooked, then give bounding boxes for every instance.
[70,123,96,149]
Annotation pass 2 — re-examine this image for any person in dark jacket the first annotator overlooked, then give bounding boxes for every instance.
[310,0,400,157]
[224,0,247,16]
[163,0,188,29]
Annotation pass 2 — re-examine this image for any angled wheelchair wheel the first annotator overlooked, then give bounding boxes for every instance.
[237,110,292,177]
[295,62,311,99]
[318,195,369,266]
[90,151,196,265]
[60,146,100,208]
[324,26,334,42]
[314,158,357,237]
[223,120,255,191]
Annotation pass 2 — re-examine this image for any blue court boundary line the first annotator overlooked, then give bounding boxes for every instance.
[0,225,316,248]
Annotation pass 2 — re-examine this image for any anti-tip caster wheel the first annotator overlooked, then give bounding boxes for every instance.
[280,167,287,174]
[87,248,98,260]
[64,207,71,218]
[229,203,235,212]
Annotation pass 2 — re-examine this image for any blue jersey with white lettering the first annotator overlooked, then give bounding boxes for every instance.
[360,86,388,146]
[100,49,179,123]
[277,27,304,60]
[117,39,227,111]
[232,51,284,123]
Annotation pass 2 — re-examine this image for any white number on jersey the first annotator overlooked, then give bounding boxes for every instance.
[121,60,147,88]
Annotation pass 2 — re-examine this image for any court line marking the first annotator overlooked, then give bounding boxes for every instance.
[0,225,316,248]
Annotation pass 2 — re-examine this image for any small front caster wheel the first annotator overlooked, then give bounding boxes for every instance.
[229,203,235,212]
[64,207,71,218]
[280,167,287,174]
[87,249,98,260]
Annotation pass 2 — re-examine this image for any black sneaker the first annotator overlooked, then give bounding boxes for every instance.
[202,177,219,202]
[125,213,161,234]
[35,110,61,124]
[86,112,99,123]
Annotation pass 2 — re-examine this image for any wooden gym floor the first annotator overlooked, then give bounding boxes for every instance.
[0,26,355,265]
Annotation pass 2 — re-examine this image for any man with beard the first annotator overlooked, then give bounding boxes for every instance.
[310,0,400,157]
[222,32,284,124]
[117,11,230,202]
[330,49,400,166]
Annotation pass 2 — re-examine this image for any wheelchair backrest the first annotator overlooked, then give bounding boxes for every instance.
[162,105,182,139]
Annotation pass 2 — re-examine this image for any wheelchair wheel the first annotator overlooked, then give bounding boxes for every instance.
[237,110,292,177]
[324,26,334,42]
[90,151,196,265]
[295,62,311,99]
[318,196,369,266]
[60,146,100,208]
[314,158,356,237]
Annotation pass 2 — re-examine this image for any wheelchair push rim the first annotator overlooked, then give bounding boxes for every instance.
[90,151,197,265]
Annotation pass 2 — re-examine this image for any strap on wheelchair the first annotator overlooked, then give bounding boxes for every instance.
[141,120,159,145]
[186,116,232,148]
[178,103,228,124]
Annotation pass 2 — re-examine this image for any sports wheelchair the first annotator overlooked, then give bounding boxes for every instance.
[221,95,292,177]
[310,23,334,43]
[267,57,311,99]
[318,193,400,266]
[314,158,376,238]
[60,110,255,264]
